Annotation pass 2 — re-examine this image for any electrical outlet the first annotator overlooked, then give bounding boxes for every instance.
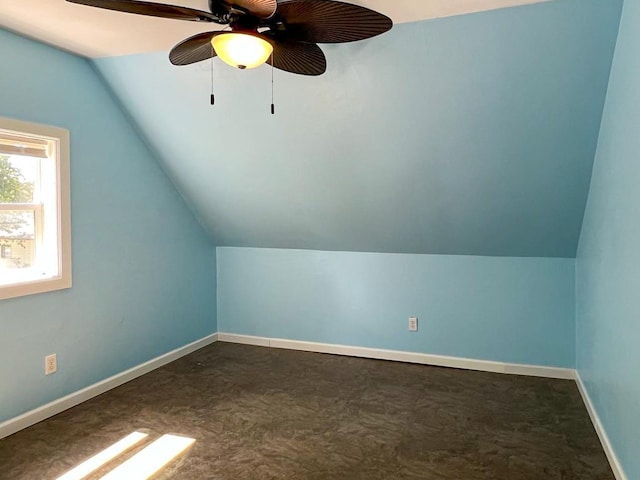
[408,316,418,332]
[45,354,57,375]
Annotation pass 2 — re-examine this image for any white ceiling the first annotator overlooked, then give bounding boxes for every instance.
[0,0,551,58]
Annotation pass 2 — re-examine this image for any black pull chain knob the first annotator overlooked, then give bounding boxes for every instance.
[270,53,275,116]
[210,52,215,107]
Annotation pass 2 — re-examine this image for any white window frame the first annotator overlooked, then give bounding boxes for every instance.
[0,117,72,300]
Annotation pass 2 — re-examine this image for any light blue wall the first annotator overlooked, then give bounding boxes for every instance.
[94,0,621,258]
[0,29,216,423]
[218,248,575,367]
[576,0,640,477]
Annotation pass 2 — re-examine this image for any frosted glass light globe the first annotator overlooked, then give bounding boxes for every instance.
[212,33,273,70]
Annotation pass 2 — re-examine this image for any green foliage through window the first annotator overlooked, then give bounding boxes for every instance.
[0,155,34,203]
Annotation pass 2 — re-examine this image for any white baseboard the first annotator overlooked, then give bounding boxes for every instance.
[217,333,575,380]
[0,332,218,440]
[575,372,628,480]
[217,333,270,347]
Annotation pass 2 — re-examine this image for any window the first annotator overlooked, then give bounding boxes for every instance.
[0,117,71,300]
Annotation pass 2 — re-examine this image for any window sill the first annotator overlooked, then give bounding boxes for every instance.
[0,274,72,300]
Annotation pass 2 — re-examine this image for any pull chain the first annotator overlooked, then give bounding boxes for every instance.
[270,52,275,115]
[210,54,215,106]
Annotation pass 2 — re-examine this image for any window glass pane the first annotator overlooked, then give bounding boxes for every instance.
[0,154,37,203]
[0,210,35,270]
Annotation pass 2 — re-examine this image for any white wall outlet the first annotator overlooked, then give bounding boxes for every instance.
[409,316,418,332]
[45,354,57,375]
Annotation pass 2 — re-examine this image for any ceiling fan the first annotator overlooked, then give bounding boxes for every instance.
[65,0,393,76]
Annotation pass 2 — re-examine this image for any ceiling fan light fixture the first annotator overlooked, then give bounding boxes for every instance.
[212,32,273,70]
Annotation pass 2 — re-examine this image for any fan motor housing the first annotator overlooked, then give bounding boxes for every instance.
[208,0,234,21]
[208,0,221,13]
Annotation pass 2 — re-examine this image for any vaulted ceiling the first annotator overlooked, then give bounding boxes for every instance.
[2,0,622,257]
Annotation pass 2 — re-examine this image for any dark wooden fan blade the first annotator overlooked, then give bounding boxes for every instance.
[170,32,221,66]
[66,0,217,22]
[270,38,326,76]
[275,0,392,43]
[226,0,276,18]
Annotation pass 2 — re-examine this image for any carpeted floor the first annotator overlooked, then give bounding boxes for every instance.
[0,342,614,479]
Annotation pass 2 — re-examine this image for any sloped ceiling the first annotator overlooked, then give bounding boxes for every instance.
[92,0,621,257]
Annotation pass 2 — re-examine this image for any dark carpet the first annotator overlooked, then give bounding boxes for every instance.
[0,342,613,479]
